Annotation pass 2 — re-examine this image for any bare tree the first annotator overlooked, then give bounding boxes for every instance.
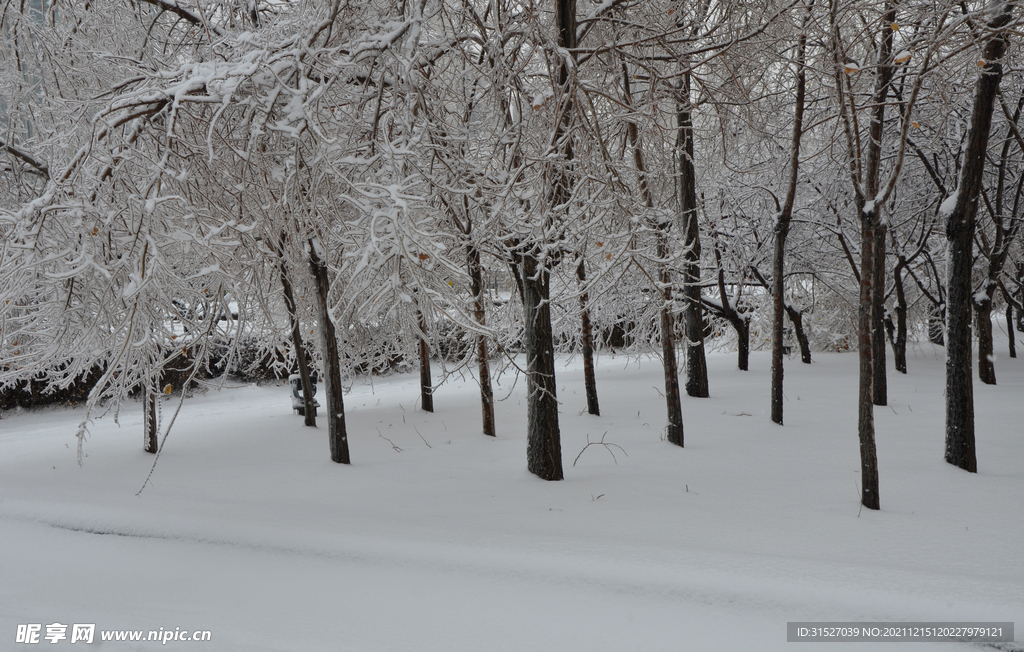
[944,1,1017,473]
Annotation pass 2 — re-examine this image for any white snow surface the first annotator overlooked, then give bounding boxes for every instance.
[2,341,1023,650]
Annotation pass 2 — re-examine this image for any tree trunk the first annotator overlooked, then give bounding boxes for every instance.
[620,55,682,446]
[1008,304,1017,359]
[784,306,812,365]
[416,303,434,412]
[1016,263,1024,332]
[659,233,685,447]
[577,258,599,415]
[468,245,495,436]
[144,381,158,453]
[835,0,895,511]
[976,299,996,385]
[769,0,809,421]
[928,303,945,345]
[517,0,572,480]
[872,223,888,405]
[944,2,1012,473]
[891,262,908,373]
[710,240,749,372]
[946,220,977,473]
[736,317,749,372]
[521,252,562,480]
[278,231,316,426]
[308,240,350,465]
[678,72,709,399]
[771,222,788,424]
[508,259,525,304]
[857,207,880,510]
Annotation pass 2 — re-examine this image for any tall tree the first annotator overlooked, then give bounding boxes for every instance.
[678,69,710,399]
[771,0,811,425]
[308,238,351,465]
[830,0,943,508]
[620,56,685,446]
[944,1,1016,473]
[277,231,317,426]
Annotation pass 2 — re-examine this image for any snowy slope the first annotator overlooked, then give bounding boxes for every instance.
[1,336,1022,651]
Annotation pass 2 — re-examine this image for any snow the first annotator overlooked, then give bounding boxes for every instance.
[940,191,959,217]
[2,340,1023,650]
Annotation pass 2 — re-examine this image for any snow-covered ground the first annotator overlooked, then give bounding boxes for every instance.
[2,335,1022,651]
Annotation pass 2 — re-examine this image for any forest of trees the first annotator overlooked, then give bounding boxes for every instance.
[2,0,1022,508]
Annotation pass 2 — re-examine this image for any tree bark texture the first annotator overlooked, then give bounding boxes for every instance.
[309,241,350,465]
[944,3,1013,473]
[976,299,996,385]
[772,13,809,423]
[1016,263,1024,332]
[771,221,789,424]
[785,306,812,365]
[872,223,888,405]
[857,210,880,510]
[144,382,158,453]
[278,231,316,426]
[521,253,563,480]
[416,303,434,412]
[577,258,600,415]
[1008,305,1017,359]
[891,261,908,373]
[736,319,750,372]
[678,72,709,398]
[468,245,495,436]
[928,303,945,345]
[659,233,684,447]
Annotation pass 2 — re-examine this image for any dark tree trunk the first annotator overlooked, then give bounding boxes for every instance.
[841,1,896,510]
[946,218,977,473]
[872,223,888,405]
[944,3,1012,473]
[518,0,573,479]
[891,262,908,373]
[659,234,685,447]
[928,303,945,345]
[681,228,709,399]
[1016,263,1024,332]
[621,56,682,446]
[1008,304,1017,359]
[308,240,350,465]
[769,0,809,422]
[857,207,880,510]
[784,306,812,364]
[416,303,434,412]
[521,252,563,480]
[144,382,158,453]
[509,260,525,304]
[678,72,709,399]
[577,258,599,415]
[771,222,788,424]
[736,318,749,372]
[985,95,1024,364]
[709,240,750,372]
[976,299,996,385]
[468,245,495,436]
[278,231,316,426]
